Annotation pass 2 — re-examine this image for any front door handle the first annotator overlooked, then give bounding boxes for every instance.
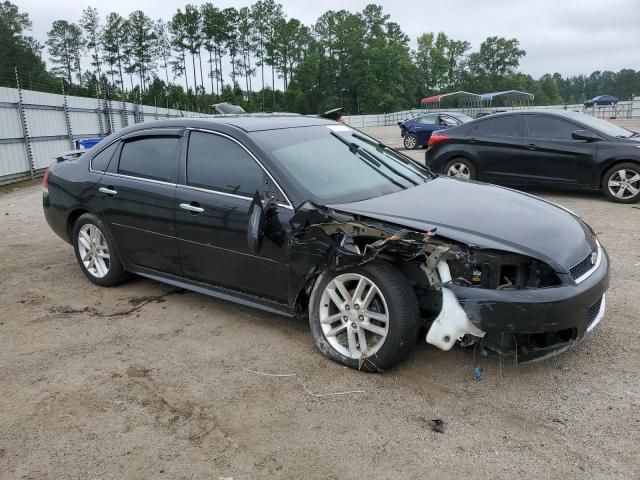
[526,143,538,150]
[179,203,204,214]
[99,187,118,196]
[468,137,477,144]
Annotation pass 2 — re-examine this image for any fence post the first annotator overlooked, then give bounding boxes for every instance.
[15,67,35,178]
[96,88,105,137]
[61,80,75,150]
[121,97,128,128]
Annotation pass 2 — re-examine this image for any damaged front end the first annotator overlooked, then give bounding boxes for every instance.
[286,202,609,364]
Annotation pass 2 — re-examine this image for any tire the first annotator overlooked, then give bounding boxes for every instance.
[403,133,419,150]
[443,157,476,180]
[602,163,640,203]
[72,213,129,286]
[308,262,419,372]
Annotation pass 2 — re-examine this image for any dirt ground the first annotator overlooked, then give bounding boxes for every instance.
[1,125,640,479]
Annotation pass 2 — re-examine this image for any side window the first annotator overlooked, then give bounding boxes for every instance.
[117,137,179,182]
[527,116,579,140]
[475,115,523,137]
[417,114,436,125]
[187,131,264,197]
[91,142,118,172]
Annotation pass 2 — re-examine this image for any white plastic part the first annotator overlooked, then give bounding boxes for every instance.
[426,261,485,351]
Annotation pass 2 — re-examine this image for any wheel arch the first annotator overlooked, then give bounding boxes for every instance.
[599,159,640,187]
[66,208,91,242]
[442,155,476,176]
[292,258,426,319]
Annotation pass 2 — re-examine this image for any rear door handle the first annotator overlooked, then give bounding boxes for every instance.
[468,137,477,144]
[98,187,118,196]
[179,203,204,214]
[526,143,538,150]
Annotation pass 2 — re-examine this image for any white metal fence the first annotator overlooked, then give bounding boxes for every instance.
[0,86,212,185]
[1,86,639,185]
[342,98,640,129]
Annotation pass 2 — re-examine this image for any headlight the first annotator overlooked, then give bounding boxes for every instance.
[448,250,561,289]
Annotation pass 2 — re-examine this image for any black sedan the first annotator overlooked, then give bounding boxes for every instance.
[43,116,609,371]
[425,109,640,203]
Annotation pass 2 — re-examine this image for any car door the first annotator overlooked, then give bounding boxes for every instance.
[414,114,438,145]
[521,115,599,186]
[174,129,293,301]
[468,114,525,183]
[98,129,183,275]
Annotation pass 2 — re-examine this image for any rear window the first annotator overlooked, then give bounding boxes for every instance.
[91,142,118,172]
[117,137,179,182]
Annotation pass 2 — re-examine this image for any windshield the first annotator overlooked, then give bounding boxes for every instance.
[251,125,433,204]
[559,111,635,138]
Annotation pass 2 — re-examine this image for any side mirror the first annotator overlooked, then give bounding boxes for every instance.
[247,192,278,255]
[572,129,601,142]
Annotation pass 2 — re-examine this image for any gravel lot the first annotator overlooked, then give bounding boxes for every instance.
[1,124,639,479]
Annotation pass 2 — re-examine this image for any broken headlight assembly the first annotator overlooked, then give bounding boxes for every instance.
[447,250,561,290]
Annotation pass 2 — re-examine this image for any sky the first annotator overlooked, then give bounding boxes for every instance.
[18,0,640,87]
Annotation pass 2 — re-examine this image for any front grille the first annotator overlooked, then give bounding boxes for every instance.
[587,296,603,324]
[570,252,595,280]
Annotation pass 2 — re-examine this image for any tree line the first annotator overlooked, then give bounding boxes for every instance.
[1,1,639,114]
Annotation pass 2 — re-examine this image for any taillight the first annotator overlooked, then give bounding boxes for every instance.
[42,167,50,193]
[428,134,450,146]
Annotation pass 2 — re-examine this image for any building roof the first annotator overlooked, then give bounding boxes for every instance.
[480,90,534,102]
[421,91,482,104]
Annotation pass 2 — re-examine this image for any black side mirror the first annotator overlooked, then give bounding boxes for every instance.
[247,191,279,255]
[572,129,601,142]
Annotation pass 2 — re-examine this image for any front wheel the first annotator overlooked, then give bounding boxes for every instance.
[308,262,419,372]
[403,133,419,150]
[443,158,476,180]
[72,213,129,286]
[602,163,640,203]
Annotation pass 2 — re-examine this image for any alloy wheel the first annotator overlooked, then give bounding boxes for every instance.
[447,162,471,180]
[404,135,417,149]
[77,224,110,278]
[607,168,640,200]
[319,273,390,360]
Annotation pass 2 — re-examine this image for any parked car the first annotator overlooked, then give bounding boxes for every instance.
[399,112,472,150]
[584,95,618,108]
[425,109,640,203]
[211,102,246,114]
[43,116,609,371]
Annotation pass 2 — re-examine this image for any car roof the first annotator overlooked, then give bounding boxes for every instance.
[480,109,592,120]
[415,111,460,116]
[122,114,335,133]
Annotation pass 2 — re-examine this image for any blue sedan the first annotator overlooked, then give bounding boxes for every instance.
[584,95,618,108]
[399,112,473,149]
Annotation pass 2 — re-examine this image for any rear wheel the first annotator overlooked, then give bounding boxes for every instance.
[403,134,418,150]
[444,157,476,180]
[602,163,640,203]
[308,262,419,372]
[72,213,128,286]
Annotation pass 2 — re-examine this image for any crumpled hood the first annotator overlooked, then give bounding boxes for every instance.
[329,177,596,272]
